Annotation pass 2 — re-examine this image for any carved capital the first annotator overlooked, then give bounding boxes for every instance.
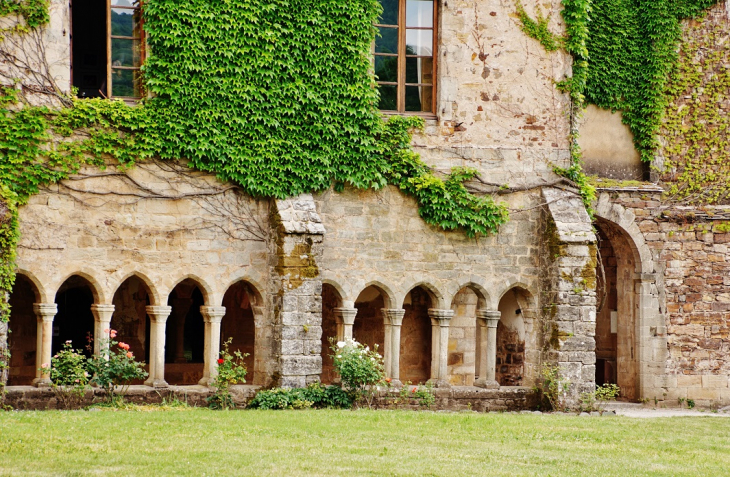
[381,308,405,326]
[146,305,172,323]
[200,306,226,324]
[428,308,454,325]
[91,304,115,323]
[476,309,501,328]
[333,307,357,326]
[33,303,57,322]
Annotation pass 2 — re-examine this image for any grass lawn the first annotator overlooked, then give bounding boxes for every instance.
[1,408,729,476]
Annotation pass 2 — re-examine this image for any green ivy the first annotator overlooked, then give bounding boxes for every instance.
[515,0,563,52]
[0,0,49,31]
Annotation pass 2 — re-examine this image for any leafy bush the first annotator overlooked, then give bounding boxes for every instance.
[86,329,148,405]
[330,338,385,409]
[536,363,571,412]
[247,383,352,410]
[42,340,89,409]
[580,383,620,415]
[207,338,248,410]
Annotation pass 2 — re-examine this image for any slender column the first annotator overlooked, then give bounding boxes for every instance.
[428,309,453,387]
[90,304,115,356]
[380,309,392,379]
[475,310,500,389]
[382,309,405,386]
[333,308,357,341]
[33,303,57,387]
[199,306,226,387]
[144,305,172,387]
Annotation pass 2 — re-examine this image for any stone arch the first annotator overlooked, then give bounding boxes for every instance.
[446,283,490,386]
[53,271,106,304]
[7,272,43,385]
[220,276,265,307]
[167,274,213,306]
[321,282,344,384]
[446,280,490,310]
[165,277,208,384]
[400,284,435,384]
[53,274,98,357]
[400,281,445,309]
[595,194,654,274]
[221,279,263,385]
[495,281,536,309]
[359,280,396,309]
[496,286,538,387]
[352,284,390,362]
[320,278,350,307]
[15,269,47,303]
[112,271,161,306]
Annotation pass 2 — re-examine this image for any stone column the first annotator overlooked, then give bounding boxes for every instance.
[145,305,172,387]
[427,309,453,387]
[199,306,226,387]
[90,304,115,356]
[333,308,357,341]
[475,310,500,389]
[382,309,405,386]
[381,309,392,379]
[33,303,57,387]
[170,297,193,363]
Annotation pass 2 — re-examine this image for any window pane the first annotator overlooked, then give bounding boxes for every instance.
[112,38,141,67]
[377,84,398,110]
[405,57,433,84]
[374,55,398,83]
[405,85,433,112]
[375,27,398,54]
[406,30,432,56]
[111,68,141,97]
[111,7,141,38]
[406,0,433,28]
[378,0,399,25]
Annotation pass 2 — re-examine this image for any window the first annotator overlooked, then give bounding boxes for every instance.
[374,0,437,114]
[71,0,144,100]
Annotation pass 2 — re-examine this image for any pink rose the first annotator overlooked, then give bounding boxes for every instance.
[126,352,133,359]
[109,330,117,338]
[119,342,130,351]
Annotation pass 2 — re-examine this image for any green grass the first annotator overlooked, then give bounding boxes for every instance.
[1,409,728,476]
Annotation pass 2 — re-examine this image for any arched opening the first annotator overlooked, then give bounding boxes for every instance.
[496,288,534,387]
[221,281,257,384]
[596,218,639,400]
[320,283,342,384]
[111,276,151,382]
[448,287,483,386]
[400,286,432,384]
[353,286,386,357]
[7,274,40,385]
[53,276,96,358]
[165,279,205,385]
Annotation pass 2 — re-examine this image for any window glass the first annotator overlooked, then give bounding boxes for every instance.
[379,0,399,25]
[376,27,399,54]
[405,57,433,85]
[406,0,433,28]
[374,56,398,83]
[405,30,432,56]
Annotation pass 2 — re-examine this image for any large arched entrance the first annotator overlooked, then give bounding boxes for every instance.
[353,285,387,358]
[165,279,205,385]
[448,286,487,386]
[496,287,536,387]
[111,275,152,382]
[320,283,342,385]
[53,276,96,357]
[400,286,433,384]
[7,274,41,385]
[221,281,259,384]
[595,218,639,400]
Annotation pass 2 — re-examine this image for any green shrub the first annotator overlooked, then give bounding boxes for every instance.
[43,340,89,409]
[207,338,248,410]
[86,329,148,405]
[330,338,385,409]
[247,383,352,410]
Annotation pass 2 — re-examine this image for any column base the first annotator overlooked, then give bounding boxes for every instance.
[198,377,215,387]
[427,378,451,389]
[32,377,51,388]
[387,379,403,388]
[144,378,169,388]
[474,379,500,389]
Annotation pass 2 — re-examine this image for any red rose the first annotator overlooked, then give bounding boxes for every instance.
[412,387,417,393]
[217,358,225,364]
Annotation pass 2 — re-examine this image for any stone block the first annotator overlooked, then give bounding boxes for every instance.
[280,356,322,376]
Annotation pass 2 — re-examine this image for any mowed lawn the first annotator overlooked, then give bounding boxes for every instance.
[1,409,729,476]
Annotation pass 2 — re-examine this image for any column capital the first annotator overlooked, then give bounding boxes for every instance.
[33,303,57,321]
[333,307,357,326]
[200,306,226,323]
[428,308,454,324]
[381,308,405,326]
[146,305,172,323]
[91,304,115,321]
[477,309,501,328]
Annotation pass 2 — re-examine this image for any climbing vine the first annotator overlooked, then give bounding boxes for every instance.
[0,0,510,334]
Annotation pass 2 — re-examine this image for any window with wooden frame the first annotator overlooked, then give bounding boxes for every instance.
[374,0,437,114]
[71,0,145,100]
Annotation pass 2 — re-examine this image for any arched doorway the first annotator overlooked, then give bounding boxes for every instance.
[7,274,40,385]
[400,286,432,384]
[53,276,96,357]
[448,286,487,386]
[353,285,387,357]
[111,275,152,381]
[496,288,534,387]
[165,279,205,385]
[596,218,639,400]
[221,281,258,384]
[320,283,342,384]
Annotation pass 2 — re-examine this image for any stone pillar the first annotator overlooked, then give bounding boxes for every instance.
[475,310,500,389]
[199,306,226,387]
[33,303,57,387]
[145,305,172,387]
[90,304,115,356]
[0,319,8,387]
[382,309,405,385]
[333,307,357,341]
[170,297,193,363]
[380,310,392,379]
[428,309,453,388]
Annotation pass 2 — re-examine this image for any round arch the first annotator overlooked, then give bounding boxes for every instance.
[400,281,445,309]
[111,271,161,306]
